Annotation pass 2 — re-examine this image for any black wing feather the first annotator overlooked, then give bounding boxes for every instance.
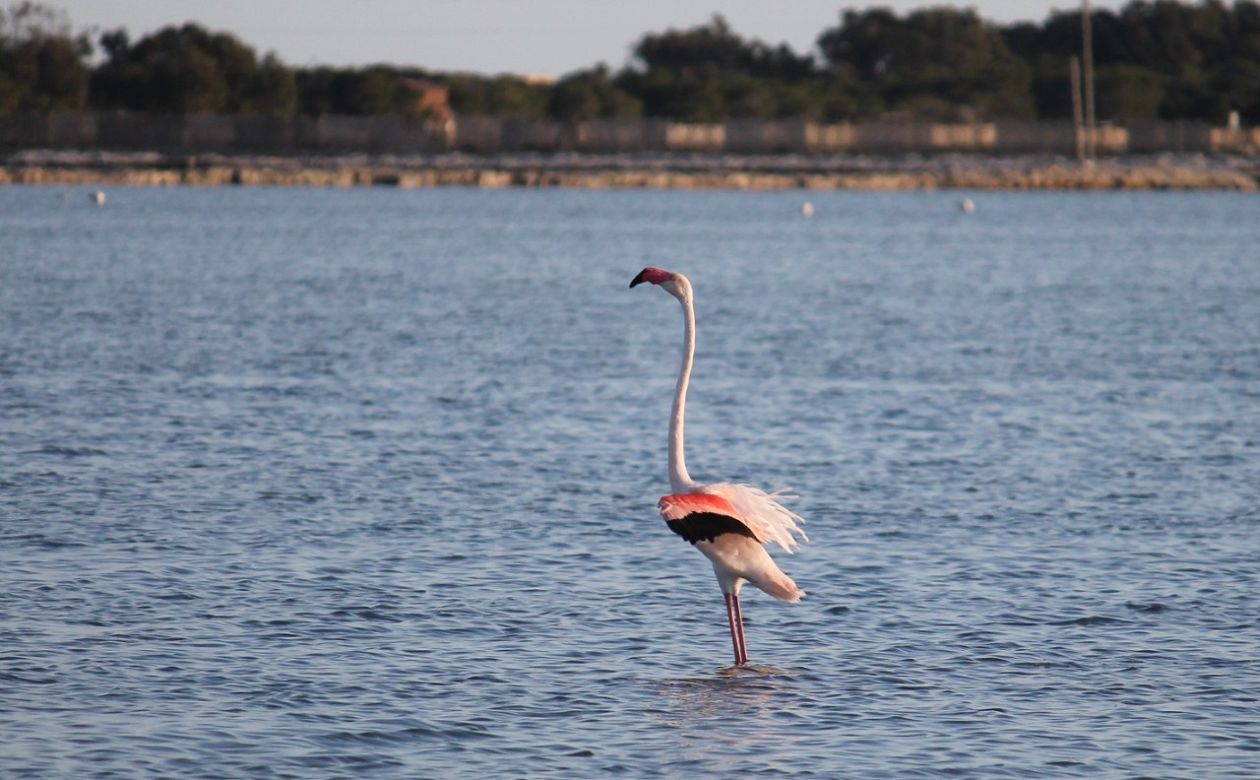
[666,511,756,545]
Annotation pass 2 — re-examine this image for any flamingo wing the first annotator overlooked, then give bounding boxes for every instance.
[695,483,808,554]
[657,493,758,545]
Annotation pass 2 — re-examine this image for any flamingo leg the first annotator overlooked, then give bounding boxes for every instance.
[732,593,748,666]
[724,593,748,666]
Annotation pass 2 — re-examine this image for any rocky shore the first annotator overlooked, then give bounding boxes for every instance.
[3,151,1257,190]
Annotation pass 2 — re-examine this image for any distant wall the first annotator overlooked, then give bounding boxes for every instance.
[992,122,1126,155]
[1,113,1256,156]
[0,113,453,154]
[725,118,807,153]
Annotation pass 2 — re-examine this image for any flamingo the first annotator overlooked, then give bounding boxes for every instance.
[630,267,808,667]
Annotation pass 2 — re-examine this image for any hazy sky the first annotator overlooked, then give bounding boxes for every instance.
[56,0,1117,76]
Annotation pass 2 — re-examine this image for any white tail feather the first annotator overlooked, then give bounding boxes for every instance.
[755,568,806,603]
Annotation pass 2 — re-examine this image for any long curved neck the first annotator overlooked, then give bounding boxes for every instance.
[669,285,696,493]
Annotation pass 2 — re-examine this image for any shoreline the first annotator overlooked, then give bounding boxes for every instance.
[3,152,1258,191]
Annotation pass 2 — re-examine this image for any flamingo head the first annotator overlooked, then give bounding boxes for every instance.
[630,266,690,300]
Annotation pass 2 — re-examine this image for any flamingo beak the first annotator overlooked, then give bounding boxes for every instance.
[629,269,650,288]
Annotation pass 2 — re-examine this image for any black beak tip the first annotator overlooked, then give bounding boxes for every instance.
[629,270,648,288]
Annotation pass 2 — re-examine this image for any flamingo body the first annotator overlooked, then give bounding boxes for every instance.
[631,266,808,666]
[659,493,805,603]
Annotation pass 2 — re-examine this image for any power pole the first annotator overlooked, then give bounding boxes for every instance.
[1082,0,1096,161]
[1070,56,1085,163]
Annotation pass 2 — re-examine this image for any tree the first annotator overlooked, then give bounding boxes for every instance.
[617,15,819,119]
[10,0,1260,125]
[617,67,727,120]
[1212,59,1260,122]
[0,1,70,43]
[633,15,747,74]
[91,23,295,115]
[295,66,414,115]
[547,65,640,120]
[240,53,295,115]
[819,7,1035,119]
[441,73,548,118]
[0,2,89,114]
[1095,63,1166,119]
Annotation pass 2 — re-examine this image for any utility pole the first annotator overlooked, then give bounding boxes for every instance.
[1082,0,1096,161]
[1070,56,1085,163]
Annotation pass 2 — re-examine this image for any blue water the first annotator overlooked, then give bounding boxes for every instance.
[2,185,1259,778]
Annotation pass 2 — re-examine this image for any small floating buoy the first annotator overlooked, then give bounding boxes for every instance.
[960,198,975,214]
[800,201,814,218]
[90,191,106,206]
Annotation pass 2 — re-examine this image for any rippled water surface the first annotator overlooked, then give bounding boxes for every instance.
[3,185,1259,778]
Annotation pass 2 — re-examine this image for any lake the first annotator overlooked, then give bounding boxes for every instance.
[2,185,1258,777]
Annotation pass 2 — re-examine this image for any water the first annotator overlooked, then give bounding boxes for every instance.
[2,186,1259,778]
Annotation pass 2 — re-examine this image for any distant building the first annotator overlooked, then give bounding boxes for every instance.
[399,79,454,122]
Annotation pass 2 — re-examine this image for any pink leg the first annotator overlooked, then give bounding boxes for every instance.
[732,594,748,666]
[724,593,748,666]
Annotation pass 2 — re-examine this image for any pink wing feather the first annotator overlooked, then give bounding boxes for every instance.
[694,482,808,554]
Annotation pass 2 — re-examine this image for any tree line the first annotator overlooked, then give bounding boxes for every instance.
[3,0,1260,124]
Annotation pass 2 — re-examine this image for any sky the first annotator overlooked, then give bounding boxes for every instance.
[55,0,1121,77]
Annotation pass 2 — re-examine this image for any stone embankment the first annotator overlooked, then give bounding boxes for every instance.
[3,152,1257,190]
